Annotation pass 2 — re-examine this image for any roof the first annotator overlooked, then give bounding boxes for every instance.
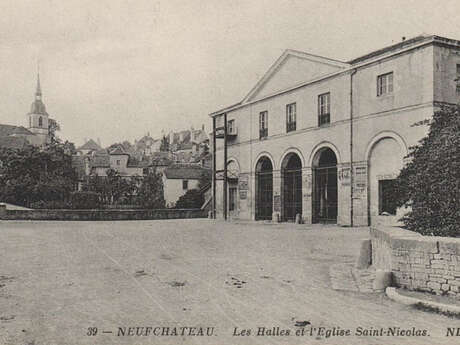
[348,35,432,64]
[164,164,210,180]
[77,139,101,151]
[0,136,29,150]
[109,146,129,155]
[0,124,34,137]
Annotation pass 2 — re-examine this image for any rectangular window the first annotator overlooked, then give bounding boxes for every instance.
[318,92,331,126]
[229,187,237,211]
[377,72,393,96]
[227,119,234,134]
[456,64,460,94]
[286,103,296,132]
[259,111,268,139]
[116,160,120,165]
[182,180,188,190]
[379,179,397,215]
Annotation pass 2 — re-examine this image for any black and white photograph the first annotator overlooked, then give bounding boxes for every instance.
[1,1,460,344]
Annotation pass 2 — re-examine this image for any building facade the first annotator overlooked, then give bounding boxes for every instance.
[210,35,460,226]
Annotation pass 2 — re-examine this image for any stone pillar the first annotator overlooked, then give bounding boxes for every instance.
[272,170,281,221]
[337,164,352,226]
[302,167,313,224]
[352,163,368,226]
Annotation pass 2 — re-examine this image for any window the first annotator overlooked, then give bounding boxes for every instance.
[229,187,237,211]
[456,64,460,94]
[227,119,235,134]
[116,160,120,166]
[318,93,330,126]
[182,180,188,190]
[38,116,43,127]
[379,179,397,215]
[259,111,268,139]
[377,72,393,96]
[286,103,296,132]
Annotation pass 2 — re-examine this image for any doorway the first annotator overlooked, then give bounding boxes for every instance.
[313,148,338,223]
[281,153,302,222]
[255,157,273,220]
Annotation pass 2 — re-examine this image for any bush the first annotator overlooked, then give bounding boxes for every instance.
[175,189,204,209]
[70,191,101,209]
[394,105,460,237]
[29,200,71,209]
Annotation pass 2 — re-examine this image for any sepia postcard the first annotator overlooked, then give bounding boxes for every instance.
[1,1,460,344]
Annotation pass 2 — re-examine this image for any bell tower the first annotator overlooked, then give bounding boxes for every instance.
[27,72,50,145]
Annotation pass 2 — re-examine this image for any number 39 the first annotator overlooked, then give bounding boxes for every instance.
[87,327,98,336]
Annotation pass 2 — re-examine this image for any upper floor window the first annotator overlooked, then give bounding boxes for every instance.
[318,92,330,126]
[456,64,460,94]
[182,180,188,190]
[377,72,393,96]
[259,111,268,139]
[38,116,43,127]
[227,119,234,133]
[286,103,296,133]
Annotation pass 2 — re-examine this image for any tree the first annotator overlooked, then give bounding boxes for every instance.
[0,142,78,207]
[160,135,169,152]
[136,169,165,208]
[48,118,61,144]
[394,105,460,237]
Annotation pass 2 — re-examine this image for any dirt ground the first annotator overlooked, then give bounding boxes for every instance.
[0,219,458,345]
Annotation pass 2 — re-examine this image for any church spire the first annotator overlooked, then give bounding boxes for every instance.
[35,64,42,100]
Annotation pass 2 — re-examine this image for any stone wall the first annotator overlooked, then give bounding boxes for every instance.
[370,226,460,298]
[0,205,206,221]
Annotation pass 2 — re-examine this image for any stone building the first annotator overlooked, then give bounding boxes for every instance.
[210,35,460,226]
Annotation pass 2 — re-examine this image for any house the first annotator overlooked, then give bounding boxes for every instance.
[162,164,210,207]
[76,139,102,155]
[210,34,460,226]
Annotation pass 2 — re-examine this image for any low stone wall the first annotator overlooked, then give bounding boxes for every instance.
[370,226,460,298]
[0,205,206,221]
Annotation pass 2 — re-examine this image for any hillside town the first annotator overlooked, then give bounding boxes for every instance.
[0,74,212,209]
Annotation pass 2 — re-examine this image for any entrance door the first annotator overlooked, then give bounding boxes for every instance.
[281,153,302,222]
[283,168,302,221]
[313,148,338,223]
[314,167,337,222]
[229,186,237,217]
[255,157,273,220]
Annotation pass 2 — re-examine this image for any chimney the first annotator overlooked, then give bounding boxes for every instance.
[402,36,406,41]
[97,138,101,147]
[202,124,204,131]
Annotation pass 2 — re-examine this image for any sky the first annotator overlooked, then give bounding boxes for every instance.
[1,0,460,147]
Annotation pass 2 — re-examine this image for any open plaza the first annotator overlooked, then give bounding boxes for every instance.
[0,219,458,345]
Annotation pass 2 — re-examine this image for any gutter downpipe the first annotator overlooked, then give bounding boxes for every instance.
[350,68,357,227]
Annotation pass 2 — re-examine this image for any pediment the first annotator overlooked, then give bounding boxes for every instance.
[244,50,349,102]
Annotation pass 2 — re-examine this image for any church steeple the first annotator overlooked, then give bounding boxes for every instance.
[35,72,42,100]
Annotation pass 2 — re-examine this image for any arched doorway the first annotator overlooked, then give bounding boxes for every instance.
[255,157,273,220]
[313,148,338,223]
[281,153,302,221]
[368,137,405,225]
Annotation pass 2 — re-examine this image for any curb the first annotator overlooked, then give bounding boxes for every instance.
[386,287,460,314]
